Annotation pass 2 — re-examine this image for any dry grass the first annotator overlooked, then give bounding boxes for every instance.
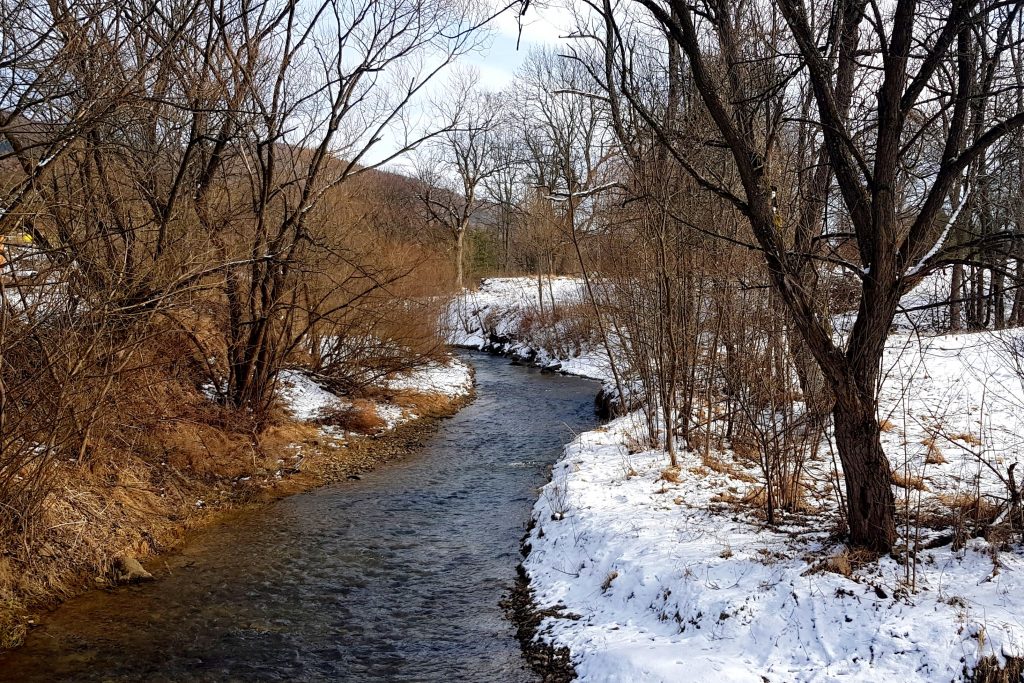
[0,599,28,651]
[922,436,948,464]
[968,655,1024,682]
[937,493,1002,526]
[0,341,470,652]
[891,470,929,491]
[823,547,879,578]
[318,399,387,433]
[703,454,758,483]
[659,467,682,484]
[730,439,759,464]
[600,571,619,592]
[827,551,852,577]
[950,432,983,447]
[712,486,767,508]
[389,389,459,418]
[879,418,896,433]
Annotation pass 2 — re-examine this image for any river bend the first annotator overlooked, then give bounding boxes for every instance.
[0,353,599,682]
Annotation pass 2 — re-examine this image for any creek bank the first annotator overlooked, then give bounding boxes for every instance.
[0,360,475,653]
[453,277,1024,681]
[447,277,614,385]
[502,521,579,683]
[0,352,598,683]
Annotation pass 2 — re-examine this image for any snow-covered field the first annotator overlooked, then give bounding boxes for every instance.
[527,410,1024,682]
[467,277,1024,681]
[881,331,1024,503]
[278,357,473,432]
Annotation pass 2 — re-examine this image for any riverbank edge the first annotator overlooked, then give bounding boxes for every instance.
[502,518,579,683]
[451,338,590,380]
[0,372,476,653]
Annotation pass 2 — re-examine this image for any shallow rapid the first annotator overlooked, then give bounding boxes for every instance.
[0,352,599,682]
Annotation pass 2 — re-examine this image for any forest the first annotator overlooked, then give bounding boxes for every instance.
[2,0,1024,680]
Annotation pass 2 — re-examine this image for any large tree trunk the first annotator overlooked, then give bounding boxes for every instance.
[1011,254,1024,326]
[832,392,897,552]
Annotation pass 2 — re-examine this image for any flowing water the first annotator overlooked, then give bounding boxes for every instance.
[0,353,599,682]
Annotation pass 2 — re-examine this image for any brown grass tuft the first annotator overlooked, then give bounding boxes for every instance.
[730,439,759,464]
[318,399,387,434]
[704,455,758,483]
[712,486,768,508]
[921,436,947,464]
[823,547,878,577]
[389,389,455,418]
[967,654,1024,683]
[827,551,853,577]
[659,467,682,484]
[879,418,896,433]
[937,493,1002,526]
[891,471,928,491]
[950,432,983,447]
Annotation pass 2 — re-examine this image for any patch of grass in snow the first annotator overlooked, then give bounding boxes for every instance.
[701,453,758,483]
[922,436,948,464]
[892,470,929,491]
[658,467,682,484]
[968,654,1024,683]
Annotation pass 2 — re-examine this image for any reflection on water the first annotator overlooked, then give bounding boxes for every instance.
[0,353,599,682]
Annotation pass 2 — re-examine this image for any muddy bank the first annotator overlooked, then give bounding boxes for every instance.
[0,385,474,652]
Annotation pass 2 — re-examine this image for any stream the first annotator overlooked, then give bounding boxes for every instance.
[0,352,599,682]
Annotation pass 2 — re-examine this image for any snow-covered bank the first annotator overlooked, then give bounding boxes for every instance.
[458,276,1024,680]
[447,277,613,382]
[523,328,1024,682]
[279,357,474,432]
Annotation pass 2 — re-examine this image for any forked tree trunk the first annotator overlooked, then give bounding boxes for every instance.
[832,392,897,551]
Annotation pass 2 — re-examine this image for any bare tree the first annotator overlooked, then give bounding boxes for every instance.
[416,72,505,289]
[581,0,1024,551]
[201,0,487,419]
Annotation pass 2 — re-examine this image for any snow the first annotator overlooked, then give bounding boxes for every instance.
[386,360,474,397]
[881,330,1024,504]
[456,277,1024,681]
[447,277,614,383]
[526,409,1024,682]
[906,189,970,277]
[277,356,473,432]
[278,369,351,422]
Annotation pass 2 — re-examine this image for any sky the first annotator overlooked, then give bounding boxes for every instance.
[364,2,572,171]
[462,2,572,88]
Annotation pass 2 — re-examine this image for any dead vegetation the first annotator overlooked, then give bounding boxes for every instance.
[0,0,482,649]
[968,655,1024,683]
[0,356,471,650]
[922,437,948,465]
[891,471,929,492]
[819,547,880,578]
